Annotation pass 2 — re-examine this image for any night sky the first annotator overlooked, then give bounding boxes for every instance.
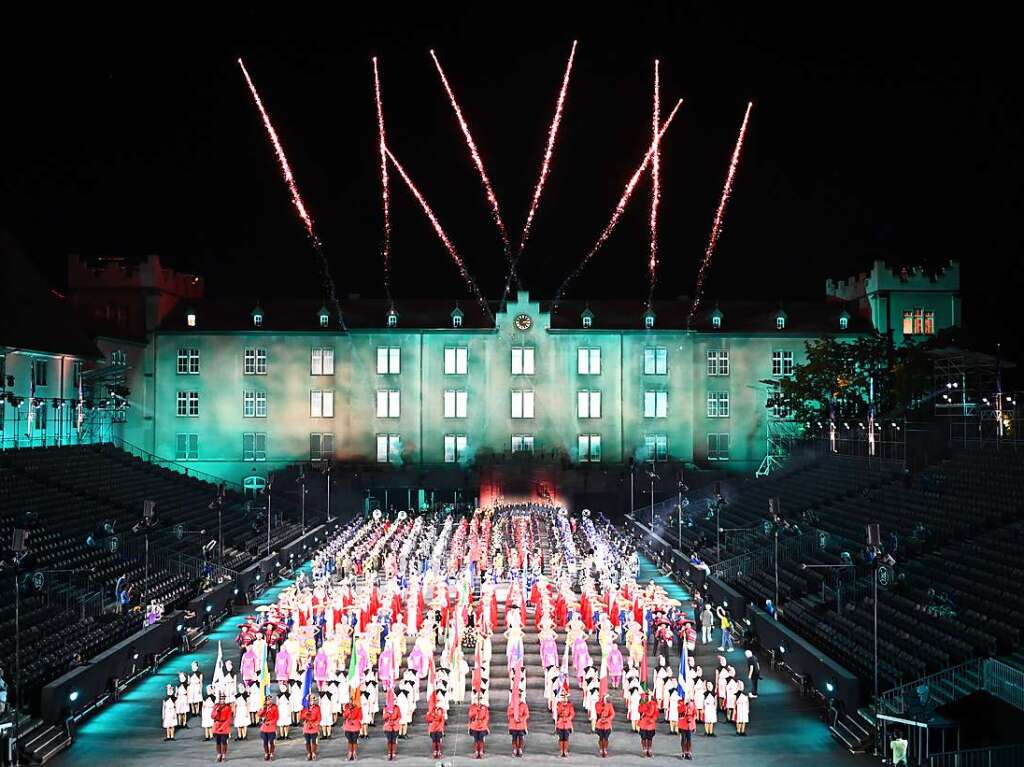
[2,5,1021,357]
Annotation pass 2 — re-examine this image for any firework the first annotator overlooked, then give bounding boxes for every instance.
[384,145,493,320]
[554,98,684,307]
[372,57,393,304]
[687,101,753,327]
[430,50,510,258]
[648,59,661,308]
[503,40,578,302]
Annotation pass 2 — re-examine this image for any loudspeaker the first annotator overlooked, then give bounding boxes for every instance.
[12,528,29,553]
[866,524,881,547]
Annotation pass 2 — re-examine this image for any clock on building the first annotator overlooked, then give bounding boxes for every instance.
[513,313,533,331]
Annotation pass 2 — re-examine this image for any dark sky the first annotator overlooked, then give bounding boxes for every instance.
[2,4,1022,357]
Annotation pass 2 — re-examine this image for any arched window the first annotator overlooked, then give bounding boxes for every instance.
[244,476,267,496]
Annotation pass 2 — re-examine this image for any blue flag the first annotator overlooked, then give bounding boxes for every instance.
[677,636,688,701]
[301,662,314,708]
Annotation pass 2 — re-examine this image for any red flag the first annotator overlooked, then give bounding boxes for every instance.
[472,645,482,693]
[386,686,396,709]
[512,666,522,705]
[599,675,608,700]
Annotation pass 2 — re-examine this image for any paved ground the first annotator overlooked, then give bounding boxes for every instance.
[52,554,867,766]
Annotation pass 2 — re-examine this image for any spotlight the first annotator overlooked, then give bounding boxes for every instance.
[69,690,79,703]
[826,681,835,694]
[778,644,786,655]
[205,604,212,614]
[176,623,184,632]
[132,652,139,661]
[233,588,239,596]
[256,574,261,582]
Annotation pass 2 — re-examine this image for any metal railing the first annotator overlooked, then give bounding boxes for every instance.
[929,743,1024,767]
[983,660,1024,712]
[878,658,1024,716]
[710,529,823,582]
[109,437,244,491]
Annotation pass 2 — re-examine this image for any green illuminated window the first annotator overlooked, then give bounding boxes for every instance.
[577,348,601,375]
[32,359,47,387]
[444,434,467,463]
[707,391,730,418]
[707,350,729,376]
[444,389,467,418]
[511,434,534,453]
[377,347,401,375]
[644,390,667,418]
[578,434,601,462]
[243,432,267,461]
[644,347,667,375]
[511,347,535,375]
[511,390,534,419]
[243,391,267,418]
[645,434,668,461]
[577,390,602,418]
[244,349,267,375]
[708,433,730,461]
[175,433,198,460]
[444,347,468,375]
[376,433,400,463]
[177,349,199,375]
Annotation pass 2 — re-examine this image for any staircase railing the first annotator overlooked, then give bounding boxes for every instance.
[710,529,824,582]
[108,437,244,491]
[878,658,1024,716]
[929,743,1024,767]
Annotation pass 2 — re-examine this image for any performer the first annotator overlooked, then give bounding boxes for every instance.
[342,691,362,761]
[555,688,576,758]
[382,692,401,761]
[637,688,658,758]
[594,691,614,758]
[468,692,490,759]
[734,681,749,735]
[679,693,697,759]
[201,684,216,741]
[702,681,717,736]
[162,685,177,741]
[259,693,279,761]
[188,661,204,715]
[234,686,250,740]
[277,686,292,739]
[301,692,322,761]
[212,692,233,762]
[507,691,530,757]
[427,693,447,759]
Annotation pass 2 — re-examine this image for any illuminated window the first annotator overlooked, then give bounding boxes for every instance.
[711,314,722,329]
[582,315,593,328]
[644,312,655,329]
[310,433,335,461]
[644,390,668,418]
[839,315,849,330]
[511,347,535,375]
[242,432,267,462]
[903,308,934,335]
[310,390,335,418]
[511,434,535,453]
[776,314,786,330]
[243,391,267,418]
[444,346,468,375]
[452,314,463,329]
[772,350,794,376]
[769,385,791,419]
[253,312,263,328]
[244,349,267,375]
[186,312,196,327]
[577,390,602,418]
[924,311,935,334]
[311,347,335,375]
[707,350,729,376]
[32,359,47,387]
[376,433,400,463]
[578,434,602,462]
[377,347,401,375]
[375,389,400,418]
[444,389,468,418]
[386,310,398,328]
[707,391,730,418]
[243,476,266,495]
[444,434,467,463]
[511,390,535,419]
[577,347,601,375]
[177,349,200,375]
[175,433,198,460]
[319,311,329,327]
[645,434,668,461]
[644,347,667,375]
[176,391,199,417]
[708,432,730,461]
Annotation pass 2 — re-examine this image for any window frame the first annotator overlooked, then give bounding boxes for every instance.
[707,349,730,376]
[577,434,602,463]
[310,389,335,418]
[643,390,668,419]
[444,346,469,375]
[771,350,794,377]
[443,433,467,463]
[511,389,535,419]
[376,347,401,375]
[244,348,267,375]
[175,432,199,460]
[645,433,668,461]
[376,433,401,463]
[707,391,730,418]
[511,347,535,376]
[176,391,199,417]
[577,347,601,375]
[443,389,468,419]
[375,389,400,418]
[243,432,267,462]
[176,348,200,375]
[643,347,668,376]
[511,434,535,454]
[311,347,335,376]
[708,432,731,461]
[577,390,602,419]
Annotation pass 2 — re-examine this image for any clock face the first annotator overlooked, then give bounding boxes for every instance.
[514,313,533,331]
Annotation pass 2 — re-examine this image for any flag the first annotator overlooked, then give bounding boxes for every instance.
[599,674,608,700]
[301,662,314,708]
[347,637,361,689]
[676,637,688,701]
[512,666,522,705]
[212,641,224,687]
[259,642,271,706]
[472,645,482,693]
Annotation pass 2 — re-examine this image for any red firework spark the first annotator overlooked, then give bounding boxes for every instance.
[687,101,754,326]
[372,57,393,302]
[384,145,493,319]
[648,59,661,307]
[554,98,684,306]
[237,58,318,244]
[430,49,510,255]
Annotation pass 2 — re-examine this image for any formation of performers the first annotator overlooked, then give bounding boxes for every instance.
[159,504,755,760]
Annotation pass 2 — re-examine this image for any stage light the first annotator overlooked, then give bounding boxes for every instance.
[233,588,239,596]
[132,652,139,660]
[826,681,835,694]
[176,623,184,632]
[778,644,786,654]
[205,604,212,613]
[69,690,79,703]
[256,574,261,582]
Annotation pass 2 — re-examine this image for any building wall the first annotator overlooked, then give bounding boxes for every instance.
[0,347,90,448]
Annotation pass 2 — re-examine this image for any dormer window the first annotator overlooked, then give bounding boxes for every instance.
[775,310,787,330]
[581,307,594,329]
[386,310,398,328]
[583,316,592,328]
[712,315,721,329]
[319,306,330,327]
[643,309,656,329]
[186,312,196,328]
[451,307,464,329]
[253,312,263,328]
[839,314,849,330]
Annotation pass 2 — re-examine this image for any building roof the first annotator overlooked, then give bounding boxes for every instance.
[157,294,868,334]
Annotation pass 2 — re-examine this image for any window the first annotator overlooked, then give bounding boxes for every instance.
[311,348,335,375]
[34,404,46,431]
[452,314,463,328]
[377,347,401,375]
[320,313,329,327]
[175,433,198,460]
[772,350,794,377]
[511,434,535,454]
[387,312,398,328]
[839,316,849,330]
[708,433,730,461]
[769,385,791,419]
[776,315,786,330]
[253,312,263,328]
[582,315,592,329]
[444,389,468,418]
[243,476,267,495]
[712,315,722,329]
[244,348,267,375]
[243,391,267,418]
[644,347,667,375]
[376,433,401,463]
[32,359,47,387]
[511,390,535,419]
[577,390,602,418]
[444,346,468,375]
[903,308,935,335]
[707,350,730,376]
[177,348,200,375]
[243,432,267,461]
[310,390,335,418]
[310,433,335,461]
[644,314,655,329]
[577,347,601,375]
[578,434,602,462]
[186,312,196,327]
[511,347,535,375]
[444,434,467,463]
[707,391,730,418]
[645,434,668,461]
[376,389,400,418]
[644,390,668,418]
[924,311,935,335]
[72,360,82,388]
[176,391,199,417]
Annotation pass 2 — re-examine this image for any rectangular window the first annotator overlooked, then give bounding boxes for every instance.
[644,347,668,375]
[177,348,200,375]
[511,347,535,375]
[243,391,267,418]
[32,359,47,387]
[577,390,602,418]
[35,404,47,431]
[707,349,729,376]
[310,390,335,418]
[771,350,794,376]
[644,390,668,418]
[244,348,267,375]
[578,434,602,462]
[444,434,467,463]
[311,347,335,375]
[376,433,401,463]
[511,434,535,454]
[377,347,401,375]
[511,390,535,419]
[443,389,468,418]
[175,433,199,460]
[707,391,730,418]
[708,433,730,461]
[769,385,791,419]
[243,432,267,462]
[376,389,400,418]
[444,346,468,375]
[645,434,668,461]
[924,311,935,335]
[577,347,601,375]
[176,391,199,417]
[902,310,914,335]
[309,432,335,461]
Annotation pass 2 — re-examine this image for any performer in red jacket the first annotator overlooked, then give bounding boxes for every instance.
[637,689,659,758]
[342,693,362,761]
[594,693,615,758]
[212,693,233,763]
[259,696,280,761]
[468,693,491,759]
[679,695,697,760]
[300,694,322,761]
[555,690,576,758]
[507,695,530,757]
[382,694,401,761]
[426,693,447,759]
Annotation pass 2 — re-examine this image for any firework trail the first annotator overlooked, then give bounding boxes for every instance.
[384,145,493,320]
[430,50,511,263]
[647,59,661,308]
[553,98,684,308]
[687,101,753,327]
[372,57,393,305]
[502,40,578,304]
[237,58,346,330]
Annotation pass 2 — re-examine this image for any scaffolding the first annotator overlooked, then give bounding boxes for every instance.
[756,381,802,477]
[930,348,1020,449]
